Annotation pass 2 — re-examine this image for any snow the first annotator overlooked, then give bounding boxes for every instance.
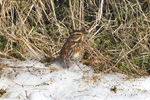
[0,59,150,100]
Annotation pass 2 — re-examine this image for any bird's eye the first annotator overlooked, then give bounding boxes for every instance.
[76,34,81,35]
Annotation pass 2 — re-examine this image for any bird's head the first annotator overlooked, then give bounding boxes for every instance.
[69,30,88,42]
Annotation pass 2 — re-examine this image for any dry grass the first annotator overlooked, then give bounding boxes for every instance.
[0,0,150,76]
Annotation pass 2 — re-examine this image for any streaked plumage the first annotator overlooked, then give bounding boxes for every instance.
[60,30,87,69]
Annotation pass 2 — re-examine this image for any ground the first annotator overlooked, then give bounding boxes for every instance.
[0,59,150,100]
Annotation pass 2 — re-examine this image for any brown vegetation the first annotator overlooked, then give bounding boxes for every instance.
[0,0,150,76]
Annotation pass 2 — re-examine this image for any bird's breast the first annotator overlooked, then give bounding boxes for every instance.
[72,52,80,59]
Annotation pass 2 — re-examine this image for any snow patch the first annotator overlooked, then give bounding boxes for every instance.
[0,59,150,100]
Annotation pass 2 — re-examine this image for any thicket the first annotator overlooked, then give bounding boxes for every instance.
[0,0,150,76]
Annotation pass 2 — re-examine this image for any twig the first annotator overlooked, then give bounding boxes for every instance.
[88,0,104,33]
[69,0,76,29]
[0,64,59,71]
[90,25,104,40]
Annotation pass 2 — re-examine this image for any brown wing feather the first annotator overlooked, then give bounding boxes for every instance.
[61,42,68,57]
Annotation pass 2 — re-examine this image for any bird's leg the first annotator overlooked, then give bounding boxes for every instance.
[75,62,84,71]
[64,60,69,69]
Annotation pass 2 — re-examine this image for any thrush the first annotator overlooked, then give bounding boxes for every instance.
[60,30,88,70]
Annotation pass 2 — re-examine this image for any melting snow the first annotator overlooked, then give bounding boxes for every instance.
[0,59,150,100]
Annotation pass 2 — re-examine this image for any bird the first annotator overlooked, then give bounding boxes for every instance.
[60,30,88,70]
